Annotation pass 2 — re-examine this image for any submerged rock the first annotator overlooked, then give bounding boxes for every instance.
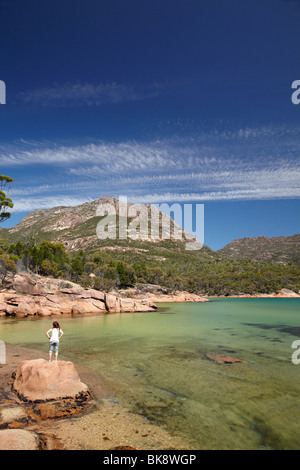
[207,355,244,364]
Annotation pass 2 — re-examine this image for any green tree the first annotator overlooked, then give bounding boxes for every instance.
[71,257,84,278]
[116,261,136,286]
[0,175,14,223]
[0,239,9,252]
[0,252,17,281]
[84,261,97,274]
[40,259,60,277]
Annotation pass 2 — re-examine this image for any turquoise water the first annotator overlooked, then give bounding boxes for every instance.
[1,298,300,449]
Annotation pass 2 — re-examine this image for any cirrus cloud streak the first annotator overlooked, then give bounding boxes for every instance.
[2,124,299,213]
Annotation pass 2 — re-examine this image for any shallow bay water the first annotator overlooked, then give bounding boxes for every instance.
[1,298,300,450]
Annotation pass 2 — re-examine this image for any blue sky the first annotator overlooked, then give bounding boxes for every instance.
[0,0,299,250]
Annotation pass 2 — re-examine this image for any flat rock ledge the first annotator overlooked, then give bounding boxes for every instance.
[0,273,157,317]
[11,359,91,421]
[0,429,40,450]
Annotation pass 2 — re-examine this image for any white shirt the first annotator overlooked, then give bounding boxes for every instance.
[49,328,63,343]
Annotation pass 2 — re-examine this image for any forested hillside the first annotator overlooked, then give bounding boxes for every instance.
[1,238,299,296]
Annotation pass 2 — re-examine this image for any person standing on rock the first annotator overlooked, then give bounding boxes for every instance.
[46,321,64,361]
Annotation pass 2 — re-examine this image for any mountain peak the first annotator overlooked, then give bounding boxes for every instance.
[4,197,201,252]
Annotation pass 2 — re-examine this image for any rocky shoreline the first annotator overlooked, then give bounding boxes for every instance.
[118,283,209,303]
[0,344,192,450]
[0,273,158,318]
[0,273,297,322]
[208,288,300,299]
[0,274,209,319]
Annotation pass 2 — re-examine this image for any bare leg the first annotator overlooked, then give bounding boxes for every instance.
[49,352,52,361]
[54,352,58,361]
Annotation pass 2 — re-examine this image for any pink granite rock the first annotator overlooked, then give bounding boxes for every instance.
[0,273,157,317]
[13,359,89,401]
[0,429,39,450]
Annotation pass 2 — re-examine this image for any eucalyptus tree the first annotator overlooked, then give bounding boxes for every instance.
[0,175,14,223]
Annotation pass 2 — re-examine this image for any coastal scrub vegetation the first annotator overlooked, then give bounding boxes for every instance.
[1,239,299,296]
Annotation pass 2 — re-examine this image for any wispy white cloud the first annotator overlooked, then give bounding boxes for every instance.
[2,123,300,170]
[3,123,300,212]
[127,186,300,204]
[0,140,176,168]
[11,196,95,213]
[17,81,169,107]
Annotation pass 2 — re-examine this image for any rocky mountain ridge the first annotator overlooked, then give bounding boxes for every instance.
[218,234,300,265]
[3,197,199,251]
[1,198,299,265]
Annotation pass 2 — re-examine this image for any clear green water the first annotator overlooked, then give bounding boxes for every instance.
[1,298,300,450]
